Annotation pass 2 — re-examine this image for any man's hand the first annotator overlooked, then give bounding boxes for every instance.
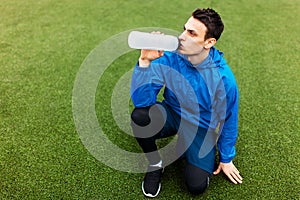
[138,31,165,67]
[213,161,243,184]
[139,49,164,67]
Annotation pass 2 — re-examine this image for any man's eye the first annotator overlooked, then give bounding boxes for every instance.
[188,31,196,36]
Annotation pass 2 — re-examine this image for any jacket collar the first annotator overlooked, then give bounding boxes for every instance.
[175,46,223,69]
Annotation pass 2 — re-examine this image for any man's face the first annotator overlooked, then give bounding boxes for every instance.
[178,17,208,55]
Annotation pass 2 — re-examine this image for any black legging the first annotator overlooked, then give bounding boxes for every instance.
[131,106,210,194]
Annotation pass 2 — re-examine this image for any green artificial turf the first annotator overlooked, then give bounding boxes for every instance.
[1,0,299,199]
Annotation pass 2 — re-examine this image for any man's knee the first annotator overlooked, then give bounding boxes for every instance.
[184,163,210,195]
[131,104,166,139]
[131,107,151,127]
[131,104,165,127]
[185,177,209,195]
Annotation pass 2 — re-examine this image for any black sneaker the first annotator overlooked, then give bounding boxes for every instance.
[142,166,163,198]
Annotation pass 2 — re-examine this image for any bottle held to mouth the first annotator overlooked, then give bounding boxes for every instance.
[128,31,179,51]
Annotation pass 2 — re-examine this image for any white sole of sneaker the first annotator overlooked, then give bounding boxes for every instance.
[142,181,161,198]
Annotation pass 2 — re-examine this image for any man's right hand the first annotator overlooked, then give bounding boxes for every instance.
[138,49,164,67]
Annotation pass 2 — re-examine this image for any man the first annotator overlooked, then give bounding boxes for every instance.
[130,8,243,198]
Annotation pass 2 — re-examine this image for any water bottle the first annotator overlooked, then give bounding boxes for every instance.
[128,31,179,51]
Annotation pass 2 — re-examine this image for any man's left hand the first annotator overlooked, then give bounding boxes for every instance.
[213,161,243,184]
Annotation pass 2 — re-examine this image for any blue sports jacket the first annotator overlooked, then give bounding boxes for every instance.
[130,47,239,163]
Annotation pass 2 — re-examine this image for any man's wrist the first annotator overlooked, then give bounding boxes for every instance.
[219,157,233,163]
[138,57,151,68]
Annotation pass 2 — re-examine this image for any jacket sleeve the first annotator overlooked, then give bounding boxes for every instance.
[217,83,239,163]
[130,62,165,108]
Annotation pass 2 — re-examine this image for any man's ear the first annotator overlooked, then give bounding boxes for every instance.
[204,38,217,49]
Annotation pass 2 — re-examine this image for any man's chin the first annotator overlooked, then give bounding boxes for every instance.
[178,48,186,54]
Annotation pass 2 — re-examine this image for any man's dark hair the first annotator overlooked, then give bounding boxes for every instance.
[192,8,224,41]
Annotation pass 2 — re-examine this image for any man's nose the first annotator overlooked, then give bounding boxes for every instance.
[178,31,186,41]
